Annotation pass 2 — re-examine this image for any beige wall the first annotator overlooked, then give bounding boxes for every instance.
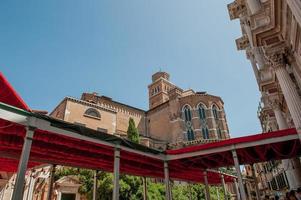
[115,111,145,136]
[98,99,146,136]
[64,100,117,134]
[51,97,146,137]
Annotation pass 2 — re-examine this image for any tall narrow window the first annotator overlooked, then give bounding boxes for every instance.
[183,105,194,141]
[183,105,192,122]
[198,104,206,120]
[212,105,218,119]
[202,127,209,139]
[217,128,222,139]
[187,129,195,141]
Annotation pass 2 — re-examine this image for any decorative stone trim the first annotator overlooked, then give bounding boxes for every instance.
[236,34,250,50]
[66,97,116,113]
[168,138,224,149]
[227,0,247,20]
[83,114,101,120]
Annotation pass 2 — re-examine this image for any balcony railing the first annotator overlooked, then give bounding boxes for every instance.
[168,138,223,149]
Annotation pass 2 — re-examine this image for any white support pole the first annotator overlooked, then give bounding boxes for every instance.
[221,174,227,200]
[203,170,210,200]
[232,150,247,200]
[251,165,260,200]
[217,187,220,200]
[46,165,56,200]
[112,146,120,200]
[143,177,147,200]
[12,126,35,200]
[164,161,171,200]
[234,179,241,200]
[24,170,33,200]
[93,170,97,200]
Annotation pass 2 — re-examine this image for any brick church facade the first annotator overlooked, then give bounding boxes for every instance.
[50,71,230,150]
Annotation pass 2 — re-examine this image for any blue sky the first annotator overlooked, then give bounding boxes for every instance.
[0,0,261,137]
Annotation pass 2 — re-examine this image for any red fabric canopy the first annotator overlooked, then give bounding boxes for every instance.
[0,118,233,184]
[0,72,30,111]
[0,72,300,185]
[167,128,301,170]
[0,72,233,184]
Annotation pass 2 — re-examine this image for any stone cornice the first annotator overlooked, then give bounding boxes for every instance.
[66,97,117,114]
[263,42,287,69]
[228,0,247,20]
[251,0,281,47]
[236,34,250,50]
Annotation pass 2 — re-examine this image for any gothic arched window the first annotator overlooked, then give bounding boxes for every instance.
[183,105,192,122]
[212,104,218,120]
[183,105,194,141]
[202,127,209,139]
[198,103,206,120]
[84,108,101,118]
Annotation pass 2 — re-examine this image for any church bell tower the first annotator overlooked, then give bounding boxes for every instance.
[148,71,175,109]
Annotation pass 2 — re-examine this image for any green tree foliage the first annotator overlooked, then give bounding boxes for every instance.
[127,117,140,143]
[55,167,226,200]
[172,183,206,200]
[54,167,94,194]
[172,183,225,200]
[144,181,165,200]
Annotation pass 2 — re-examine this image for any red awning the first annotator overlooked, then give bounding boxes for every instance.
[0,72,300,185]
[0,72,234,184]
[166,128,300,170]
[0,118,233,184]
[0,72,30,111]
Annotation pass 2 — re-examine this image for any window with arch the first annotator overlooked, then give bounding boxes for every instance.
[183,105,194,141]
[84,108,101,119]
[202,127,209,139]
[187,129,195,141]
[212,104,218,120]
[198,103,206,120]
[217,128,222,139]
[183,105,192,122]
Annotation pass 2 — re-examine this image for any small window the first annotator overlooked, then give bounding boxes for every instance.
[84,108,101,119]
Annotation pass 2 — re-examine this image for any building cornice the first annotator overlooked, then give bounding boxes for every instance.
[65,97,117,113]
